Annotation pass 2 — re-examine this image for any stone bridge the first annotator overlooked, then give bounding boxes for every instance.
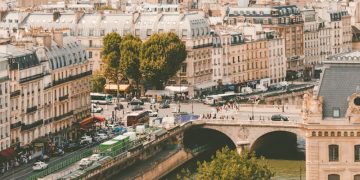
[191,119,305,154]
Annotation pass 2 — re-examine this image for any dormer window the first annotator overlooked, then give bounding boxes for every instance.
[333,107,340,118]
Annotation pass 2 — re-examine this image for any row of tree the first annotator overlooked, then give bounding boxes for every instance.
[91,32,187,95]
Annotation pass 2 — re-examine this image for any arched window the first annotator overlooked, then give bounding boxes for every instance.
[312,131,316,136]
[354,174,360,180]
[329,145,339,162]
[328,174,340,180]
[355,145,360,162]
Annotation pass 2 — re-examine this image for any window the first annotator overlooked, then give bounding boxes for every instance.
[333,108,340,118]
[355,145,360,162]
[89,40,93,47]
[354,174,360,180]
[328,174,340,180]
[329,145,339,162]
[88,51,93,58]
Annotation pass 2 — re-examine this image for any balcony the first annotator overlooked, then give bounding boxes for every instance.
[59,94,69,101]
[10,121,22,129]
[53,70,92,86]
[26,106,37,114]
[44,118,53,125]
[10,90,20,98]
[21,119,43,132]
[19,73,44,84]
[192,43,213,49]
[54,111,74,122]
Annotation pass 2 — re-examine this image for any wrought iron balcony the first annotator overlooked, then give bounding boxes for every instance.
[10,90,20,97]
[19,73,44,83]
[26,106,37,114]
[54,111,74,122]
[52,70,92,86]
[59,94,69,101]
[21,119,43,131]
[10,121,22,129]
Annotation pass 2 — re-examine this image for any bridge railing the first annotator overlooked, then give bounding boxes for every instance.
[195,119,303,127]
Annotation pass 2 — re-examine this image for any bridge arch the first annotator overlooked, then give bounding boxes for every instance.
[250,129,305,159]
[183,126,236,150]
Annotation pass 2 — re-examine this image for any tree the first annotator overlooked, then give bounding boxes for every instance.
[120,34,142,97]
[102,32,122,101]
[140,32,187,89]
[91,72,106,93]
[178,147,274,180]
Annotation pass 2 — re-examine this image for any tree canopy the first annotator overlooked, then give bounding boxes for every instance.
[91,71,106,93]
[120,34,142,95]
[140,32,187,89]
[178,147,274,180]
[102,32,122,84]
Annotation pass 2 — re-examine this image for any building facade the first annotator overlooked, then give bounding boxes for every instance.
[0,56,10,151]
[303,52,360,180]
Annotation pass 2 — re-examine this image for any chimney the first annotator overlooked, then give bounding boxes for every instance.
[53,31,63,48]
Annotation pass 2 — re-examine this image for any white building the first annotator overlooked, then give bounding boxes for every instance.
[0,56,10,151]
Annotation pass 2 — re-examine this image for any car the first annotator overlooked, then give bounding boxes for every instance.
[32,162,48,171]
[79,158,93,169]
[271,114,289,121]
[80,136,93,145]
[89,154,101,161]
[91,104,103,113]
[131,105,144,111]
[114,103,124,110]
[146,110,158,117]
[94,133,108,141]
[159,102,170,109]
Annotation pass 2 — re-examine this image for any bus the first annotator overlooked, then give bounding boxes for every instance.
[126,111,149,127]
[205,92,237,105]
[90,93,113,105]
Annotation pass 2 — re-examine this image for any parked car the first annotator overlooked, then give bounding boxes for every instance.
[94,133,109,142]
[131,105,144,111]
[91,104,103,113]
[32,162,48,171]
[146,110,158,117]
[89,154,101,161]
[271,114,289,121]
[114,103,124,110]
[79,158,93,169]
[159,102,170,109]
[80,136,93,145]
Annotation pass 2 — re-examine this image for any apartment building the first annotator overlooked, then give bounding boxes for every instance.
[0,11,212,96]
[224,5,304,72]
[303,52,360,180]
[0,56,10,151]
[6,31,91,150]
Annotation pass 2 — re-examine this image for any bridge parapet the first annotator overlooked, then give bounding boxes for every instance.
[194,119,303,128]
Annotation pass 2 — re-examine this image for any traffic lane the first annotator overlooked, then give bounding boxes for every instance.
[6,146,91,180]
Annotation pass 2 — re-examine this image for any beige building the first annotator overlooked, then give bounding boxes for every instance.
[224,5,304,72]
[7,31,91,150]
[303,52,360,180]
[0,56,10,151]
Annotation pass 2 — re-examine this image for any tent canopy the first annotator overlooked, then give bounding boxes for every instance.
[104,84,130,92]
[80,116,105,128]
[165,86,188,93]
[145,90,171,96]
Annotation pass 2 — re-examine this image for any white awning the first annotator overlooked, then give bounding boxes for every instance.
[145,90,171,96]
[194,81,217,90]
[165,86,188,93]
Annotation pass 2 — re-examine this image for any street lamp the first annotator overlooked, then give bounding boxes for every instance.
[191,97,194,114]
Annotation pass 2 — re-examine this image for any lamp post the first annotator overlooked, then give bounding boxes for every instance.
[178,73,181,113]
[191,97,194,114]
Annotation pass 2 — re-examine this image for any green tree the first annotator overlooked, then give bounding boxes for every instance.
[91,72,106,92]
[102,32,122,101]
[120,34,142,97]
[140,32,187,89]
[178,147,274,180]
